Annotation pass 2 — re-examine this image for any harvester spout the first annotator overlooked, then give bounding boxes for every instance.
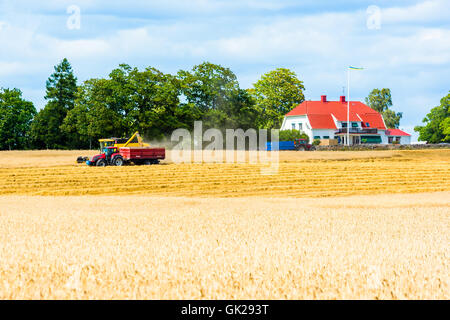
[123,131,149,148]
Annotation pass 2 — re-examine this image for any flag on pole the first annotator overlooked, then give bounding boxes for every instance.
[346,66,364,146]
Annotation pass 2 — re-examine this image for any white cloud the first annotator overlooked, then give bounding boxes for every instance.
[55,38,110,58]
[382,0,450,24]
[0,61,27,76]
[0,21,8,30]
[0,0,448,131]
[210,13,355,62]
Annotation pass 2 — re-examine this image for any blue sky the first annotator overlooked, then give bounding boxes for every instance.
[1,0,449,141]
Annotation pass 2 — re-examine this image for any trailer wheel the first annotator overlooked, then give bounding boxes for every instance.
[96,159,107,167]
[113,157,124,166]
[144,160,152,165]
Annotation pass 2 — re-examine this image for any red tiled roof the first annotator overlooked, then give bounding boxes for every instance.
[358,113,386,130]
[385,129,411,136]
[307,114,337,129]
[286,98,387,130]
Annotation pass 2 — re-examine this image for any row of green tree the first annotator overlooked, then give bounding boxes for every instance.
[1,58,447,150]
[5,59,307,150]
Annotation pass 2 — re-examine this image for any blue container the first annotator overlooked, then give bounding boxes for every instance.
[266,141,295,151]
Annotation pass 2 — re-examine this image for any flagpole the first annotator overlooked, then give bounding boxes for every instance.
[347,68,350,146]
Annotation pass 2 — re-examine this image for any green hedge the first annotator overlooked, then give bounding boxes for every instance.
[279,129,309,143]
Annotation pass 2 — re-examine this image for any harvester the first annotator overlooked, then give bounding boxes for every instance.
[76,131,159,165]
[98,131,150,150]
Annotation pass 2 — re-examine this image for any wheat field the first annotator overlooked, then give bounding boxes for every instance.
[0,149,448,299]
[0,193,448,299]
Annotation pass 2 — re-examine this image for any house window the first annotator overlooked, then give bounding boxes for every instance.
[352,122,359,128]
[323,136,330,139]
[366,122,370,127]
[292,123,296,130]
[314,136,321,140]
[388,137,394,144]
[342,123,348,128]
[298,123,303,131]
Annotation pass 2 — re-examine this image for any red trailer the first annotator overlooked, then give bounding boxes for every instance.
[86,147,165,166]
[119,147,165,165]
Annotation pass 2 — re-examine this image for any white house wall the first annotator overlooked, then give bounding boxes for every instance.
[281,116,313,141]
[400,136,411,145]
[281,115,307,131]
[379,130,388,144]
[310,129,337,140]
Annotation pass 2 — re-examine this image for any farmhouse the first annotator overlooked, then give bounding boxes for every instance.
[281,95,411,145]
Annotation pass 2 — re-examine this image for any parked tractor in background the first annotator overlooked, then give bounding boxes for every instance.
[294,138,316,151]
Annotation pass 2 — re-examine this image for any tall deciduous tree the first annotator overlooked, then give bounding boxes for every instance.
[415,91,450,143]
[129,66,186,139]
[178,62,258,130]
[63,64,187,145]
[440,117,450,142]
[31,58,77,149]
[365,88,402,129]
[177,62,240,112]
[0,88,36,150]
[202,89,258,130]
[61,78,121,149]
[249,68,305,129]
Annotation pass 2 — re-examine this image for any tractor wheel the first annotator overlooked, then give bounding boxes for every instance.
[113,157,124,166]
[297,146,306,151]
[96,159,107,167]
[144,160,152,165]
[310,146,316,151]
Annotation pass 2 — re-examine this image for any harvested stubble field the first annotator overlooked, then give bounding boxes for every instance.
[1,149,450,197]
[0,149,448,299]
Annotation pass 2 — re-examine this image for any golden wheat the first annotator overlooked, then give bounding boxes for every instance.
[0,192,448,299]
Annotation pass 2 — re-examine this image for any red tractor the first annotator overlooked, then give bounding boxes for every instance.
[294,139,316,151]
[87,147,124,166]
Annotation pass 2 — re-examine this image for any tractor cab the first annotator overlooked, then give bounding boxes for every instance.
[103,147,118,160]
